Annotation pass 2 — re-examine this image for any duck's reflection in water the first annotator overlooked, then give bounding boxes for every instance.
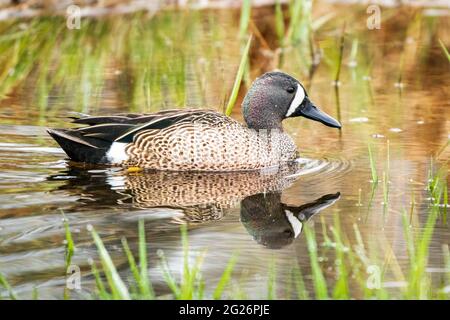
[49,165,340,248]
[49,164,301,219]
[241,192,340,249]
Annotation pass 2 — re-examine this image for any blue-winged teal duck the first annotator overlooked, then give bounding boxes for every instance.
[47,71,341,171]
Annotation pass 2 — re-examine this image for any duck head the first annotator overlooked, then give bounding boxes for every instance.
[242,71,341,130]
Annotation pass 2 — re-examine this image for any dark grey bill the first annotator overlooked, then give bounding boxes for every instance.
[293,97,341,128]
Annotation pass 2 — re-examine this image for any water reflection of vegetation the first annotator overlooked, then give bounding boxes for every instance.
[0,3,447,120]
[0,11,239,115]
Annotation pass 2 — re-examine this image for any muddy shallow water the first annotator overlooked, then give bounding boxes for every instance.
[0,3,449,299]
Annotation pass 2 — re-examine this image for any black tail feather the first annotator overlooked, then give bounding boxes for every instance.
[47,129,111,164]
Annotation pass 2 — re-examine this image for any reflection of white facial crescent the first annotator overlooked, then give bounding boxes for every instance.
[285,210,303,238]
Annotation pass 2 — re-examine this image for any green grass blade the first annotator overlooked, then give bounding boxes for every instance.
[121,237,141,289]
[186,252,206,300]
[275,0,285,46]
[293,265,310,300]
[304,226,329,299]
[32,287,39,300]
[402,211,416,262]
[267,259,276,300]
[0,273,18,300]
[286,0,302,44]
[239,0,252,39]
[406,170,442,298]
[443,245,450,289]
[213,254,238,299]
[382,171,389,215]
[91,261,111,300]
[438,39,450,62]
[62,214,75,267]
[368,142,378,183]
[349,38,359,63]
[88,225,131,300]
[331,225,349,298]
[196,276,205,300]
[312,12,335,31]
[443,182,448,224]
[138,220,154,299]
[225,35,252,116]
[334,24,346,84]
[158,249,181,298]
[180,224,191,299]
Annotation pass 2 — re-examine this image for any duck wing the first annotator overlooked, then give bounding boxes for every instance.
[47,109,227,163]
[70,109,197,125]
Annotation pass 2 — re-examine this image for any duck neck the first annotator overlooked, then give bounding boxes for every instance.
[242,86,284,131]
[244,111,284,131]
[244,108,283,131]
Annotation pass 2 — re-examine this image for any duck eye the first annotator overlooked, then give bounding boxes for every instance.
[286,87,295,94]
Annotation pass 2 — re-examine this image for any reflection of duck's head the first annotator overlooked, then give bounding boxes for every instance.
[240,192,340,249]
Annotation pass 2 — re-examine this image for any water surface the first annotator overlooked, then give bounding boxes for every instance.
[0,3,449,299]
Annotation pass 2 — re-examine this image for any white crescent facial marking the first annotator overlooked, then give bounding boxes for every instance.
[285,84,305,117]
[285,210,303,238]
[106,142,129,163]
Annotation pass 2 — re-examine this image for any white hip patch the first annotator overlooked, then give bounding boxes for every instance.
[285,84,305,117]
[106,142,129,164]
[106,175,126,189]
